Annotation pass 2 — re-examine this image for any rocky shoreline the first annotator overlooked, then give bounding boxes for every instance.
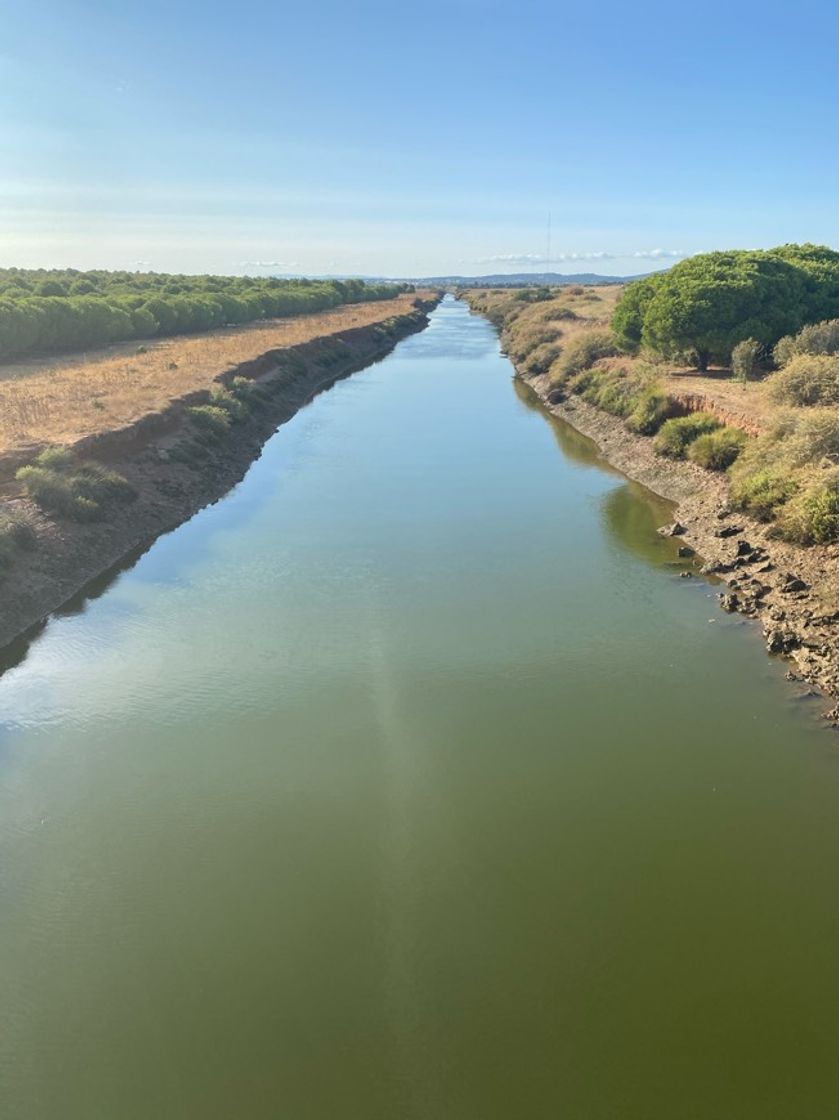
[0,299,439,664]
[524,369,839,725]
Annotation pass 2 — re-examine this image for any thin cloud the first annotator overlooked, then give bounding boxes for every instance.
[476,249,685,265]
[240,260,299,269]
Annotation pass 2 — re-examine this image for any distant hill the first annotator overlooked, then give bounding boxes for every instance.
[402,272,651,288]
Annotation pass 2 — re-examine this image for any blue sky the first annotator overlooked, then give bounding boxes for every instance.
[3,0,839,277]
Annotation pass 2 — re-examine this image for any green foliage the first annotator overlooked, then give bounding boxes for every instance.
[188,404,231,436]
[730,466,797,520]
[769,354,839,406]
[687,427,747,470]
[731,338,761,382]
[653,413,721,458]
[612,245,839,370]
[0,268,407,363]
[773,318,839,368]
[16,447,135,521]
[625,388,679,435]
[777,468,839,543]
[551,329,617,382]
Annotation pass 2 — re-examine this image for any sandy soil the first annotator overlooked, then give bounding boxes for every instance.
[0,294,427,453]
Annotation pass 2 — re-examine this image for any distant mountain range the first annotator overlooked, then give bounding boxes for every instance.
[405,271,650,287]
[266,271,653,287]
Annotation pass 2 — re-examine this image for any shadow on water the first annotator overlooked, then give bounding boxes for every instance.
[0,538,155,678]
[511,375,691,570]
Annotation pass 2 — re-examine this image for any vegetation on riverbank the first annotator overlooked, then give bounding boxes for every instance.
[464,266,839,545]
[0,268,410,363]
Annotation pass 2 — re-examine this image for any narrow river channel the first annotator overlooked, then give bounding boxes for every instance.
[2,297,838,1118]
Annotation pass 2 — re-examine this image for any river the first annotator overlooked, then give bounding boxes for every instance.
[1,297,838,1118]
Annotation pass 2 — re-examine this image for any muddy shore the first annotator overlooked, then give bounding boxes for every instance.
[522,368,839,723]
[0,298,439,660]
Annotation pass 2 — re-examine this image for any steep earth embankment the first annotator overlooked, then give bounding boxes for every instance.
[0,297,439,656]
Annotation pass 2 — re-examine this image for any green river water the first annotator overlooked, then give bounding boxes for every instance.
[1,297,838,1118]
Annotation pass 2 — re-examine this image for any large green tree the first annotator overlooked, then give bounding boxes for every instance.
[612,244,839,371]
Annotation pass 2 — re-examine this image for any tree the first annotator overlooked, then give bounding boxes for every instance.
[731,338,761,383]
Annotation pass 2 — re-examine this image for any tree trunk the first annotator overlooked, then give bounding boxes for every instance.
[696,349,709,372]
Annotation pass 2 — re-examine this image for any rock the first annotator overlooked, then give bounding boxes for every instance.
[677,545,694,558]
[701,560,736,574]
[157,448,170,462]
[719,592,740,613]
[785,670,800,681]
[680,571,693,579]
[781,575,809,594]
[546,386,566,404]
[735,539,754,557]
[715,524,744,538]
[755,561,774,573]
[765,628,800,654]
[658,522,686,537]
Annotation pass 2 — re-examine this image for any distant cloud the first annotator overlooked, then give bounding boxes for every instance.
[240,260,298,270]
[476,249,685,265]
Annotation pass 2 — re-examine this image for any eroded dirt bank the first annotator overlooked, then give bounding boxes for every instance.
[523,366,839,723]
[0,298,439,656]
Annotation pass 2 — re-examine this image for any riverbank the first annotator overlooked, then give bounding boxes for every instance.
[0,295,439,656]
[462,293,839,722]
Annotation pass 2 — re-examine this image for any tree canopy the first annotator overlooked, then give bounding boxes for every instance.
[612,244,839,370]
[0,269,410,363]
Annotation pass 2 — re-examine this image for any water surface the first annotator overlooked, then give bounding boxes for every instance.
[1,298,837,1119]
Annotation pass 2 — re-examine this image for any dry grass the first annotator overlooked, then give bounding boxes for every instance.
[0,294,425,452]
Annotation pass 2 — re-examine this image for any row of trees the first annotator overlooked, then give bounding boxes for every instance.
[0,271,409,362]
[612,244,839,370]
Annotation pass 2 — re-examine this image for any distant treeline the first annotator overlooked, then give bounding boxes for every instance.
[0,269,411,363]
[612,243,839,369]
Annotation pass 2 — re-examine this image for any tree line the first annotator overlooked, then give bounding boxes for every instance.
[0,269,410,363]
[612,244,839,370]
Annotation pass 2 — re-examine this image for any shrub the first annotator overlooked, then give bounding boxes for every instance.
[188,404,231,436]
[552,329,618,381]
[774,318,839,367]
[731,338,761,382]
[208,386,249,423]
[626,388,679,435]
[687,427,747,470]
[522,342,563,376]
[784,410,839,464]
[776,468,839,543]
[769,354,839,406]
[16,450,134,521]
[729,441,798,519]
[653,413,721,458]
[34,445,75,472]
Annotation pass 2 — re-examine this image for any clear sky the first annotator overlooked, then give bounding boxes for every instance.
[3,0,839,277]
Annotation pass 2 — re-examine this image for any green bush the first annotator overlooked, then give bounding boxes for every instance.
[776,468,839,543]
[769,354,839,406]
[208,386,249,423]
[626,388,679,435]
[687,427,747,470]
[552,329,618,381]
[16,450,134,521]
[34,445,76,472]
[653,413,721,458]
[729,457,797,520]
[731,338,761,382]
[774,318,839,367]
[188,404,231,436]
